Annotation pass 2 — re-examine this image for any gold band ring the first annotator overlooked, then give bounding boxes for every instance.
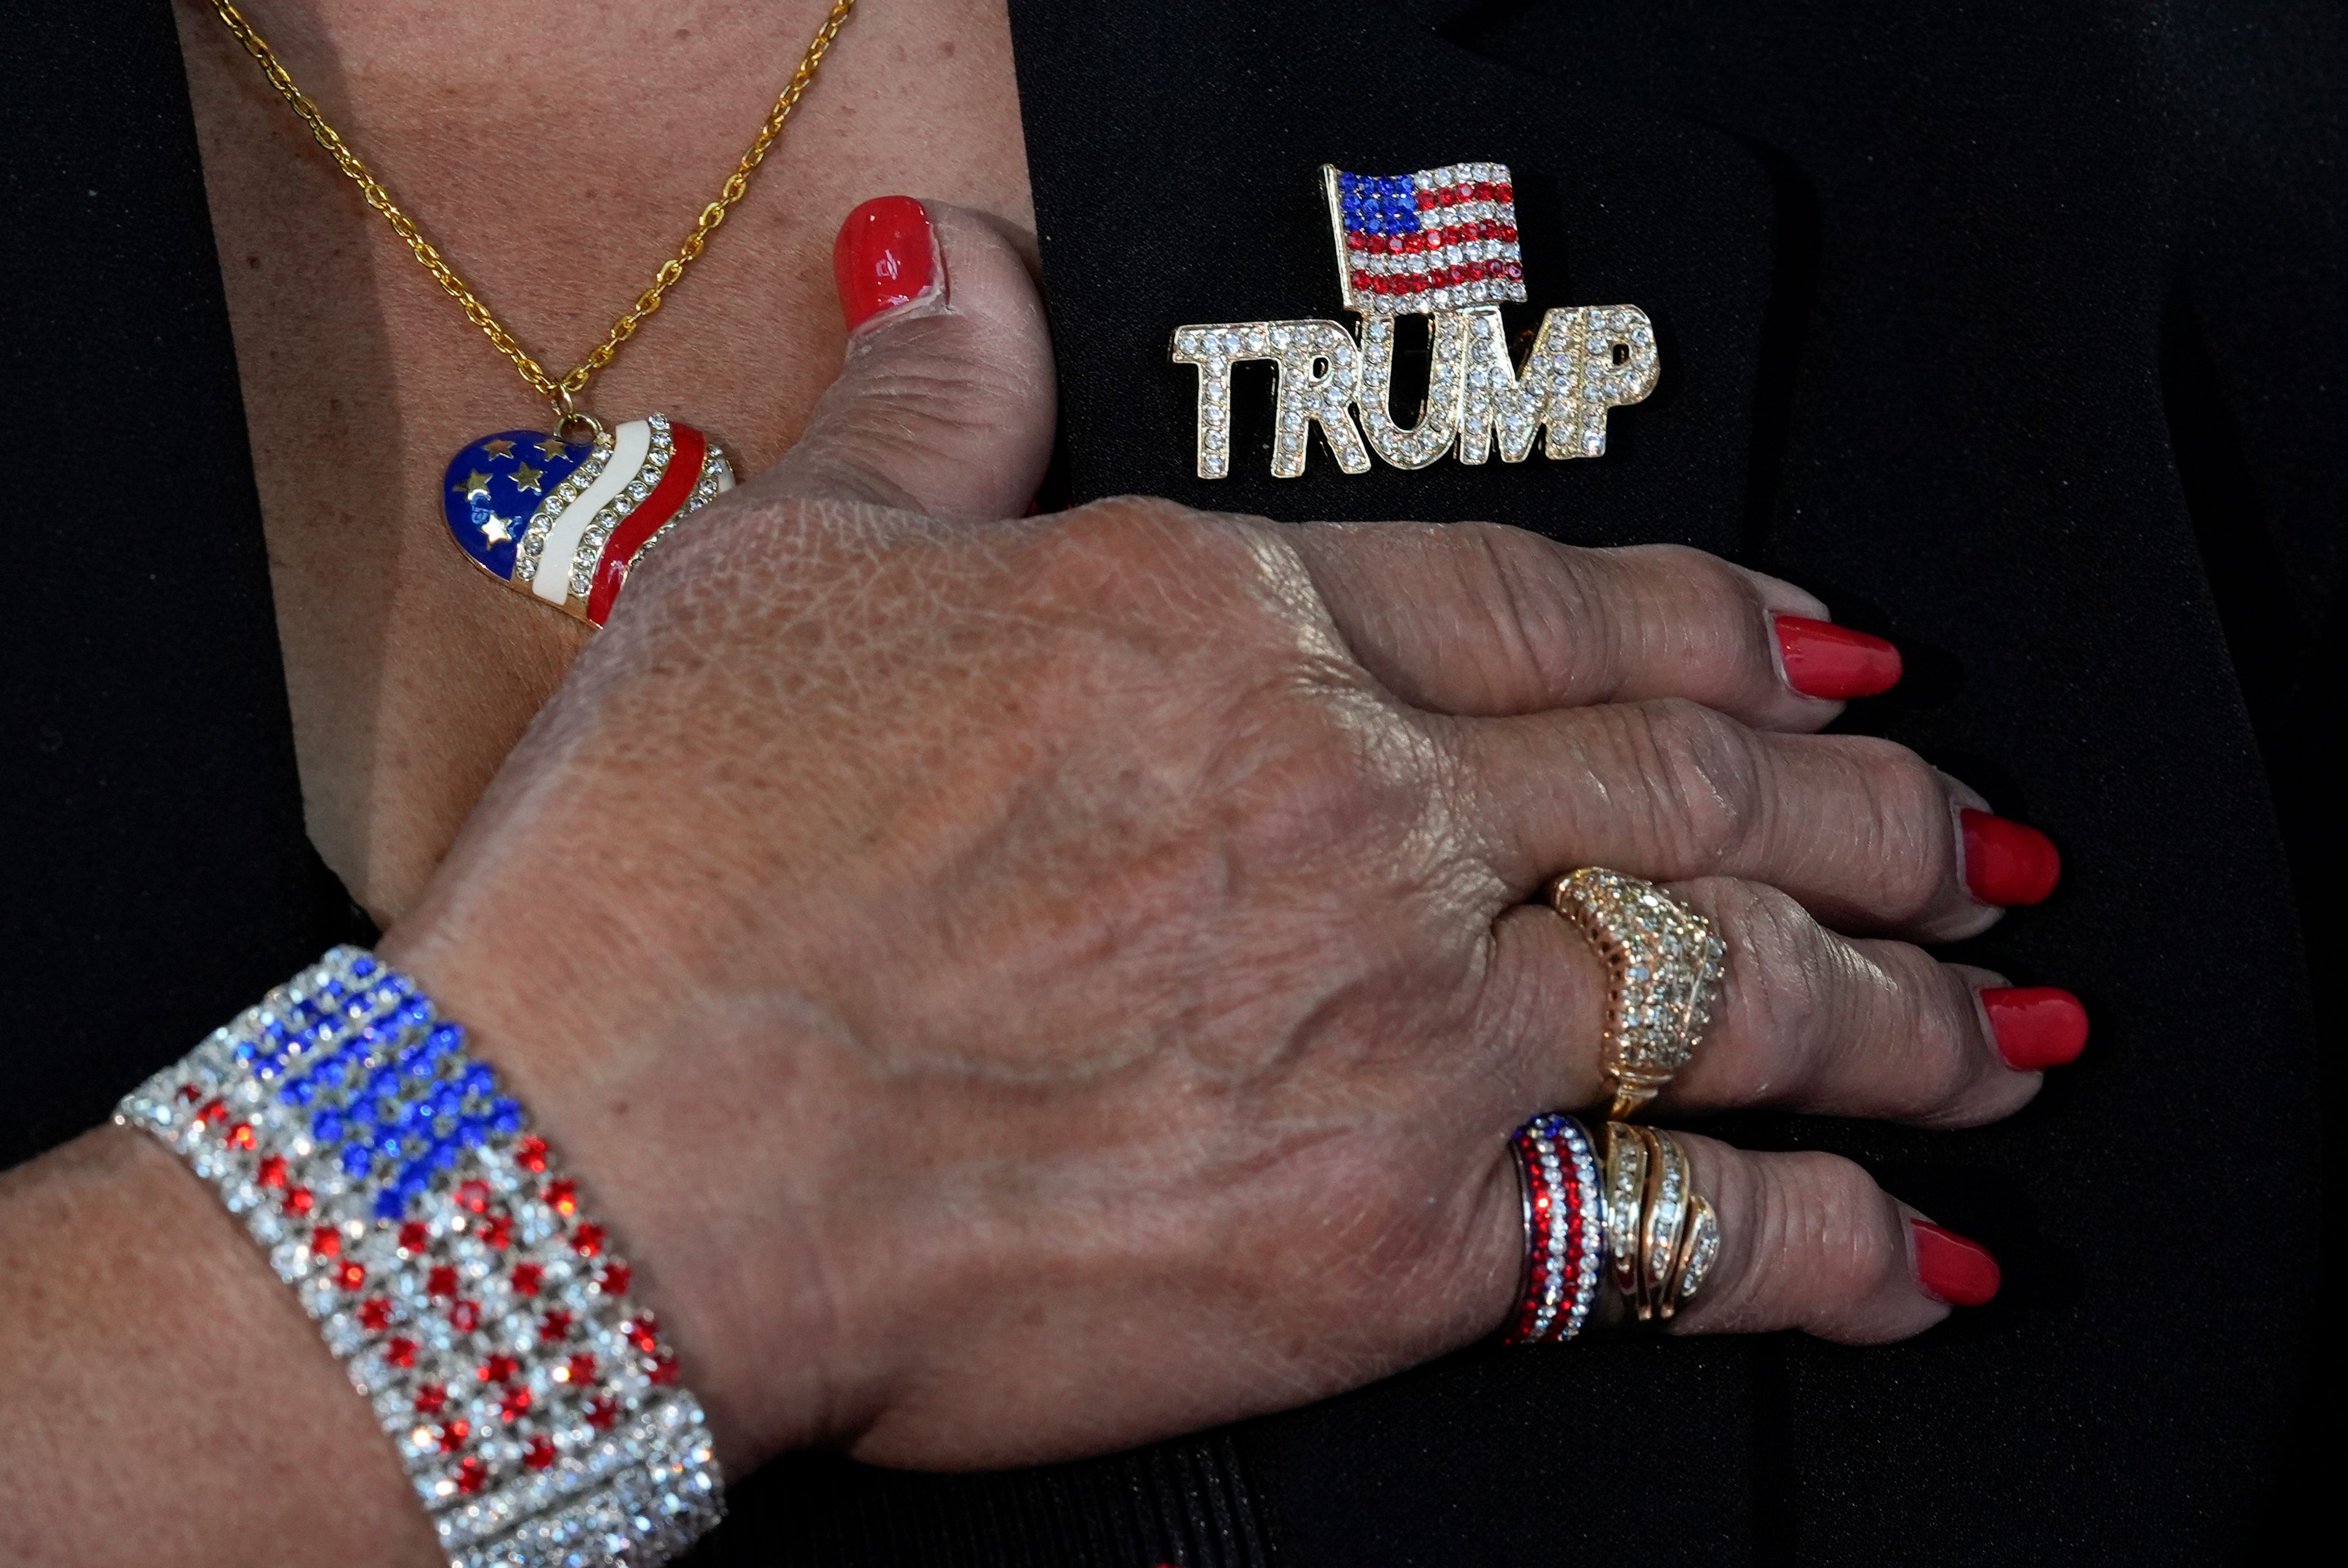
[1601,1116,1648,1301]
[1603,1121,1721,1323]
[1673,1188,1722,1315]
[1636,1125,1689,1320]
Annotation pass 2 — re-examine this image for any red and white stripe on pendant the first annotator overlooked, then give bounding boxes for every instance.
[523,415,734,627]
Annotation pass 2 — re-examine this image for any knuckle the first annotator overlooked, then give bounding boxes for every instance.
[1450,522,1600,697]
[1620,542,1719,578]
[1628,543,1762,622]
[1835,738,1958,918]
[1037,495,1206,574]
[1616,544,1769,685]
[811,325,1036,470]
[1025,499,1309,633]
[1066,492,1202,531]
[1632,699,1764,865]
[1693,878,1830,1093]
[1221,741,1450,911]
[1704,877,1817,976]
[1898,960,1998,1116]
[1196,675,1438,888]
[841,343,992,428]
[1771,1152,1903,1302]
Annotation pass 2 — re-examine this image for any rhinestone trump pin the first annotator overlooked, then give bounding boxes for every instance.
[1171,163,1658,478]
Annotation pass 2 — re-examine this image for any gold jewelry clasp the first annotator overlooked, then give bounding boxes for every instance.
[548,388,607,449]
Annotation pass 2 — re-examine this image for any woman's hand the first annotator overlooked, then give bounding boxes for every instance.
[382,200,2066,1478]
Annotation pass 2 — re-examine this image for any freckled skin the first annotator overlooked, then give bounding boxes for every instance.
[175,0,1034,924]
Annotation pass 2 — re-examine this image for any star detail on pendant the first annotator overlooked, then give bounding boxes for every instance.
[457,470,493,499]
[508,461,544,493]
[535,436,569,458]
[482,438,517,458]
[479,513,517,547]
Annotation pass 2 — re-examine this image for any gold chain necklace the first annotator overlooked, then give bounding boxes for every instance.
[210,0,862,627]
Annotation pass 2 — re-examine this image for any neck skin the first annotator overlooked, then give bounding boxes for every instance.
[174,0,1034,922]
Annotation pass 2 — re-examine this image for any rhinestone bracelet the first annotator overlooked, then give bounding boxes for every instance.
[116,946,723,1566]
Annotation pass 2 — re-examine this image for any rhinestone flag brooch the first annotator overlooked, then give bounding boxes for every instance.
[445,414,736,627]
[1171,163,1659,478]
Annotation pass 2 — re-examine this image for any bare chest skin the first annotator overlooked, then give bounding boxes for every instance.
[174,0,1033,922]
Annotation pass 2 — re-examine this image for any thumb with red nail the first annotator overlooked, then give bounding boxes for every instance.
[778,195,1055,520]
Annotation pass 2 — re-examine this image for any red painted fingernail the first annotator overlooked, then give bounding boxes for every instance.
[1960,809,2061,905]
[1981,986,2089,1070]
[833,196,937,333]
[1773,615,1902,699]
[1910,1220,2000,1306]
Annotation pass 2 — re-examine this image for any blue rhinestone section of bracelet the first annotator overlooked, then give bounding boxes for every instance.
[253,956,523,1217]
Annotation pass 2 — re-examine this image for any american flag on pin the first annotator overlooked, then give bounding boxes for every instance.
[1324,161,1528,316]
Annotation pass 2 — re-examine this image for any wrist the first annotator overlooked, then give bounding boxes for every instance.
[0,1126,440,1567]
[378,918,854,1471]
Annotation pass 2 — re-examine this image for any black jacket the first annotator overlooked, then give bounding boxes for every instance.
[2,2,2337,1562]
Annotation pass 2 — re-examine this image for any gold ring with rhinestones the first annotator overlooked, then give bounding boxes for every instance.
[1670,1189,1721,1317]
[1635,1125,1690,1320]
[1603,1122,1719,1323]
[1551,867,1727,1119]
[1601,1117,1648,1302]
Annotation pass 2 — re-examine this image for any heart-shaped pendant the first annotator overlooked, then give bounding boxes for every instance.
[443,414,736,627]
